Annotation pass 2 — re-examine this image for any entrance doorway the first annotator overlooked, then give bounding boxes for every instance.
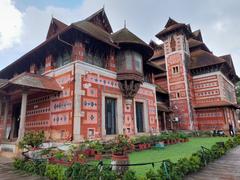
[158,111,165,131]
[105,97,116,135]
[11,103,21,139]
[136,102,144,133]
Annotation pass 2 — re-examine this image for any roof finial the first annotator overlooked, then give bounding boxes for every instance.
[51,14,54,24]
[124,19,126,28]
[103,4,105,9]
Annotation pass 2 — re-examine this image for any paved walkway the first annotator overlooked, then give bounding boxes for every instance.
[0,157,46,180]
[185,146,240,180]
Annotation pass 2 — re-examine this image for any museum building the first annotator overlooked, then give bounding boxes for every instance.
[0,9,238,147]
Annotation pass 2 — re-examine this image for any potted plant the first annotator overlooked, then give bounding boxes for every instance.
[161,133,170,145]
[89,140,104,160]
[111,135,131,175]
[18,131,45,159]
[49,150,73,166]
[73,142,87,164]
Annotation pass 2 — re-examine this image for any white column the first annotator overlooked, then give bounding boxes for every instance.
[73,64,82,142]
[17,92,28,141]
[163,112,167,131]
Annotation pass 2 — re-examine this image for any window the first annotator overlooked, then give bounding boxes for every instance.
[118,50,142,72]
[85,46,105,68]
[176,92,180,98]
[125,51,133,70]
[55,50,71,68]
[172,66,179,74]
[105,97,116,135]
[134,52,142,73]
[136,102,144,133]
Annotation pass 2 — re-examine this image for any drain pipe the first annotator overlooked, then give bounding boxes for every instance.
[57,35,73,47]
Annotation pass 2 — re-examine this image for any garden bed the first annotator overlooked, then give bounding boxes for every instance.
[14,136,240,179]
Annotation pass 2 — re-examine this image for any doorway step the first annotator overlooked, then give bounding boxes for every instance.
[0,141,18,158]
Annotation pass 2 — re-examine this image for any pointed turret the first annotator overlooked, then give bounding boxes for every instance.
[156,17,191,40]
[165,17,178,28]
[46,17,67,39]
[85,8,113,33]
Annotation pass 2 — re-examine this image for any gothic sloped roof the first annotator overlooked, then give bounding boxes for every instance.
[112,28,149,47]
[156,18,191,39]
[192,29,203,42]
[111,27,153,59]
[189,49,226,69]
[72,21,117,48]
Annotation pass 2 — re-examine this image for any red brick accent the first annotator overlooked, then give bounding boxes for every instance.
[45,55,54,72]
[155,77,168,91]
[30,64,37,74]
[72,41,84,61]
[166,53,192,130]
[106,49,116,72]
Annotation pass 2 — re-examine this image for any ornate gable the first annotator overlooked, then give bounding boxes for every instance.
[85,8,113,33]
[165,17,178,28]
[46,17,67,39]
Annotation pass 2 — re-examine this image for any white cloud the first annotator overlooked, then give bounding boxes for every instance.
[0,0,23,50]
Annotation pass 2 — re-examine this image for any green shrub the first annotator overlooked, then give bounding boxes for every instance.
[45,164,66,180]
[188,155,201,173]
[23,160,35,173]
[234,135,240,145]
[178,132,188,139]
[225,139,234,150]
[18,131,45,150]
[13,158,25,170]
[176,158,191,175]
[145,168,161,180]
[65,162,117,180]
[123,169,137,180]
[34,160,47,176]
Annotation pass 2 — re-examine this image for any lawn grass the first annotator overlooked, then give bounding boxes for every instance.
[128,137,229,177]
[90,137,230,177]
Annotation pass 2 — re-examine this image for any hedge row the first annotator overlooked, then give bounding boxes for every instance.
[14,136,240,180]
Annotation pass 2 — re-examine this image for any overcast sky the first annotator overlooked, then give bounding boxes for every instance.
[0,0,240,75]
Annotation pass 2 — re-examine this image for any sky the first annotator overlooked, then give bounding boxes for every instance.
[0,0,240,75]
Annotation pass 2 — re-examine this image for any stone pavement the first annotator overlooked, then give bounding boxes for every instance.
[185,146,240,180]
[0,157,46,180]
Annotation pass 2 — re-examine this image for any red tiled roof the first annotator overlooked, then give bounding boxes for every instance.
[111,27,153,59]
[0,72,62,92]
[73,21,118,48]
[189,49,226,69]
